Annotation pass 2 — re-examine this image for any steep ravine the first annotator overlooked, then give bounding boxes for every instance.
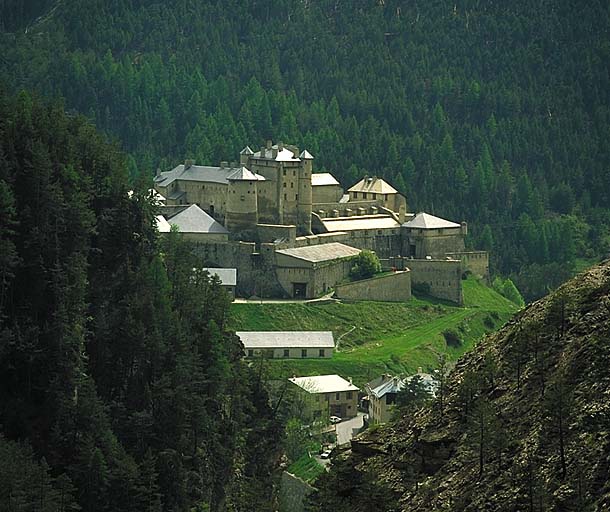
[309,261,610,511]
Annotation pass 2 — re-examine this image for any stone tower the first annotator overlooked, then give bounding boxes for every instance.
[242,140,314,235]
[225,166,264,233]
[298,150,314,234]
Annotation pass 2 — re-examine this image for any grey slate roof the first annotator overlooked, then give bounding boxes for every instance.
[253,144,301,162]
[154,164,237,187]
[402,212,461,229]
[367,372,437,398]
[311,172,340,186]
[226,166,265,181]
[299,149,314,160]
[202,268,237,286]
[167,204,228,234]
[240,146,254,155]
[275,242,361,263]
[236,331,335,349]
[321,215,400,232]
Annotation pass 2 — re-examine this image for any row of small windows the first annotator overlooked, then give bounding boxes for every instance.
[323,391,353,400]
[246,348,326,357]
[352,192,389,200]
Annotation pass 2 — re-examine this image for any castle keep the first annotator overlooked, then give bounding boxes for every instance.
[154,141,488,303]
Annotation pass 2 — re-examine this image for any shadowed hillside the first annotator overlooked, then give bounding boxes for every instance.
[309,260,610,511]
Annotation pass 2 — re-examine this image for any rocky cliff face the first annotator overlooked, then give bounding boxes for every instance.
[309,261,610,511]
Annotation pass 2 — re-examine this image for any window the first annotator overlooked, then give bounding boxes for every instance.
[384,194,388,200]
[283,349,289,358]
[301,349,307,358]
[283,182,286,187]
[295,194,298,201]
[319,349,325,357]
[353,192,357,199]
[335,392,340,400]
[346,391,353,399]
[291,182,294,188]
[283,169,286,176]
[248,349,254,357]
[293,170,296,176]
[284,193,287,200]
[363,193,367,199]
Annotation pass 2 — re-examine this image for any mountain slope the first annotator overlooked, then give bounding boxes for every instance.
[309,260,610,511]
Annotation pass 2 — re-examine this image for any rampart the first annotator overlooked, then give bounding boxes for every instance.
[335,270,411,302]
[446,251,489,280]
[384,257,463,305]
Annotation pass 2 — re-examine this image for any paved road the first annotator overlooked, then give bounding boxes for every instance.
[335,412,365,446]
[233,292,337,304]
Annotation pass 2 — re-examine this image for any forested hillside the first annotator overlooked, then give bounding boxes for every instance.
[1,0,609,298]
[0,88,279,511]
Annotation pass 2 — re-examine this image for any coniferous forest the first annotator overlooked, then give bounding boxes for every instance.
[1,1,610,510]
[1,0,609,300]
[0,88,279,511]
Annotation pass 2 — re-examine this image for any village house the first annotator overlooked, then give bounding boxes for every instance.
[236,331,335,359]
[366,370,436,424]
[289,374,359,419]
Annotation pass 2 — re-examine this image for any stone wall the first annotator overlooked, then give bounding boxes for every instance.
[312,184,343,203]
[403,226,466,258]
[383,257,463,304]
[275,258,354,299]
[257,223,297,244]
[335,271,411,302]
[191,241,283,297]
[446,251,489,280]
[405,258,463,305]
[294,231,350,247]
[280,471,314,512]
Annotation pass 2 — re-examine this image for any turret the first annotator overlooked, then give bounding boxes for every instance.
[239,146,254,166]
[225,166,264,233]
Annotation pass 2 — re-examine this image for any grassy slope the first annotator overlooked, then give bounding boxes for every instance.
[228,278,518,387]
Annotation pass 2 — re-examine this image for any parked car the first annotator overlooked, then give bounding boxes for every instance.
[320,450,332,459]
[329,416,342,424]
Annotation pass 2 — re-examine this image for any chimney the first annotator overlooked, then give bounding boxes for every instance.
[260,146,266,158]
[266,140,272,150]
[417,367,423,374]
[348,377,353,384]
[184,159,194,169]
[399,204,406,224]
[461,221,468,235]
[278,141,284,151]
[230,161,237,168]
[220,161,228,168]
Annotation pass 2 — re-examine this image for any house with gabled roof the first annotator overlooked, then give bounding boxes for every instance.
[289,374,360,419]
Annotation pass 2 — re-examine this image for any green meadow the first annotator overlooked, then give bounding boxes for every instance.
[228,278,518,387]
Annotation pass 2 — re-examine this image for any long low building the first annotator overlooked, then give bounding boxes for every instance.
[236,331,335,359]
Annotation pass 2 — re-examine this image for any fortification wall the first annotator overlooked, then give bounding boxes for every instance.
[191,241,283,297]
[339,229,402,259]
[384,257,463,304]
[257,223,297,244]
[335,271,411,302]
[313,200,383,218]
[406,259,463,305]
[446,251,489,280]
[294,232,350,247]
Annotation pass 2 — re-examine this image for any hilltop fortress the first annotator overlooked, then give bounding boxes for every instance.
[154,141,488,304]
